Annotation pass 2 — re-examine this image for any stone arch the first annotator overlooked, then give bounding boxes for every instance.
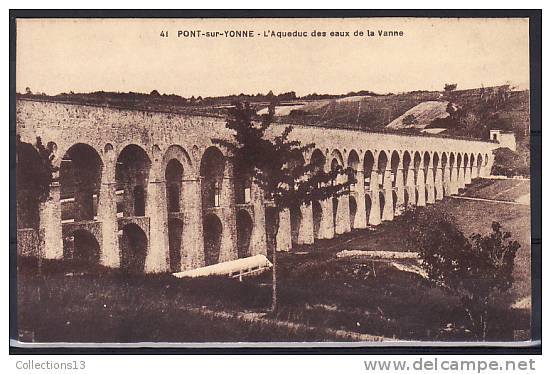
[120,223,148,273]
[441,152,448,183]
[165,159,184,213]
[413,151,422,184]
[347,149,360,186]
[115,144,151,218]
[377,151,389,188]
[433,152,440,178]
[310,148,326,174]
[168,217,184,273]
[363,150,375,189]
[203,213,223,266]
[470,153,475,169]
[349,195,357,229]
[330,149,344,168]
[60,143,103,222]
[163,145,193,177]
[236,209,253,258]
[390,151,400,187]
[403,188,410,207]
[476,153,483,177]
[402,150,412,187]
[63,228,101,266]
[423,152,431,182]
[200,146,226,210]
[449,152,456,170]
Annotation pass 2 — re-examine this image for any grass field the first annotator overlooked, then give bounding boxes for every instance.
[16,179,532,343]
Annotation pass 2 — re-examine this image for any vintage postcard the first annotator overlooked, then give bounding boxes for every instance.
[13,15,537,347]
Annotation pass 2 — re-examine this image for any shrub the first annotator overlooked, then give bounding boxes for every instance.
[491,147,530,177]
[405,206,520,340]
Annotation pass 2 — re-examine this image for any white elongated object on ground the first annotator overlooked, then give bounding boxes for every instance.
[336,250,418,259]
[172,254,273,279]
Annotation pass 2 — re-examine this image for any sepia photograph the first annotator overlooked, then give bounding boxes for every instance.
[11,13,539,347]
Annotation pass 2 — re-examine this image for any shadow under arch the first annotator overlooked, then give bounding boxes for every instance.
[120,223,148,274]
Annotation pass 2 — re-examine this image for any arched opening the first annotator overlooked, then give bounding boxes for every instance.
[310,148,326,175]
[392,191,398,214]
[413,151,422,185]
[290,205,302,247]
[120,223,148,273]
[433,153,440,181]
[236,210,253,258]
[203,213,222,266]
[116,145,151,218]
[450,153,456,182]
[390,151,400,188]
[377,151,388,188]
[60,143,103,222]
[457,153,463,186]
[168,218,183,273]
[347,150,360,190]
[476,154,483,177]
[441,153,448,185]
[16,141,43,229]
[63,229,100,266]
[349,195,357,229]
[165,159,184,213]
[363,150,375,190]
[404,189,409,208]
[423,152,431,183]
[402,151,412,187]
[234,158,252,205]
[378,191,385,221]
[312,200,322,239]
[200,147,226,210]
[365,194,372,224]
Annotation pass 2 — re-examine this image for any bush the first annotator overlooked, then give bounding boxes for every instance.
[405,206,520,340]
[491,147,530,177]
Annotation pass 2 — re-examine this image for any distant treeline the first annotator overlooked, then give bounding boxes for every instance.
[16,88,386,106]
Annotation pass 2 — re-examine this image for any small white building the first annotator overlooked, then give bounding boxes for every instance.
[489,129,516,151]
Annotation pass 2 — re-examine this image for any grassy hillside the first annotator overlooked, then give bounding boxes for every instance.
[17,86,530,145]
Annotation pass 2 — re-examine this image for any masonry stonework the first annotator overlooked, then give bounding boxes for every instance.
[16,99,498,272]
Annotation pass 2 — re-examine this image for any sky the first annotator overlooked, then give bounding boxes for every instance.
[16,18,530,97]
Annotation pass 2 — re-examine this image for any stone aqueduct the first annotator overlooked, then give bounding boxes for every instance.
[16,99,497,273]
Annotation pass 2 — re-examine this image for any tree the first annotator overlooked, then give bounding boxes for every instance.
[16,135,58,275]
[444,83,457,92]
[214,101,352,311]
[25,87,32,95]
[405,207,520,340]
[150,90,160,96]
[402,114,418,127]
[491,147,530,177]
